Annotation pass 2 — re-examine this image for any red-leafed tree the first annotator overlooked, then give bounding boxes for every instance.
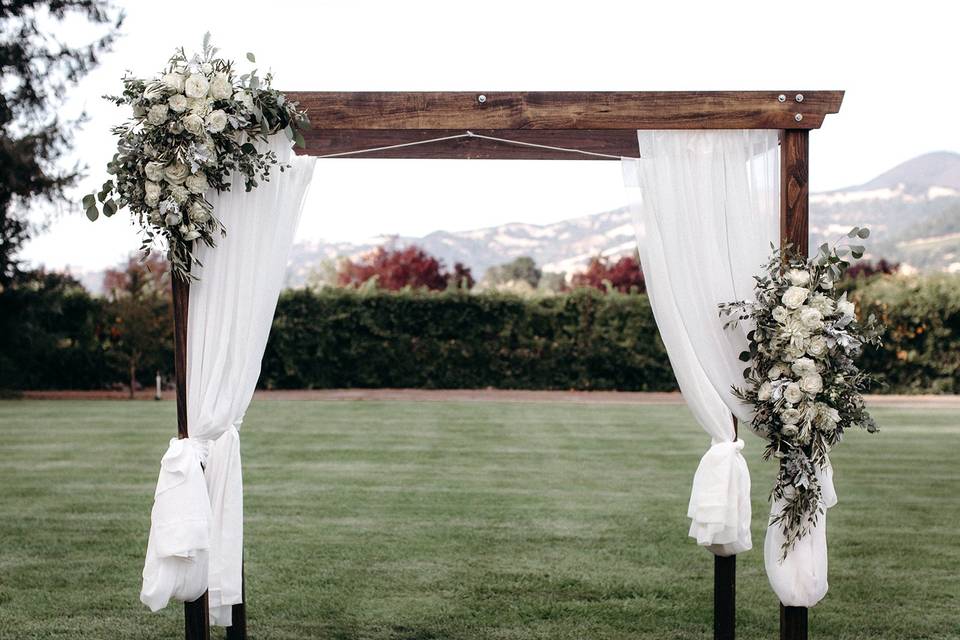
[572,255,646,293]
[337,245,472,291]
[844,258,900,280]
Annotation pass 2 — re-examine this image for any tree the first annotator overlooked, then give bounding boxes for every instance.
[844,258,900,281]
[483,256,542,288]
[572,255,646,293]
[0,1,123,284]
[101,254,172,398]
[337,245,470,291]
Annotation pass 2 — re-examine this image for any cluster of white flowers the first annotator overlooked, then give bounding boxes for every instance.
[722,232,881,553]
[85,35,309,280]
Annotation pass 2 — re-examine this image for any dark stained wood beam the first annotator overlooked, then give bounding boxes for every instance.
[299,129,641,160]
[286,92,844,139]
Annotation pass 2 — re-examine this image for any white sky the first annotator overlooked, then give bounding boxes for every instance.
[21,0,960,272]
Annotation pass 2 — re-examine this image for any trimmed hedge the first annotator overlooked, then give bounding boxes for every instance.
[260,288,676,391]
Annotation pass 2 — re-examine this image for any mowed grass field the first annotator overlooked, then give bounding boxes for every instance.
[0,399,958,640]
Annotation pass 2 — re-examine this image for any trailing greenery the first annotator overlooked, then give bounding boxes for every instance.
[261,288,675,391]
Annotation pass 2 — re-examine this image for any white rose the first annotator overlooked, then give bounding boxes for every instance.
[162,72,185,93]
[185,172,209,194]
[837,295,856,318]
[187,97,213,116]
[200,62,213,75]
[205,109,228,133]
[781,409,802,425]
[168,93,188,113]
[163,162,190,185]
[144,180,161,207]
[800,373,823,395]
[234,90,254,112]
[771,306,789,323]
[809,293,835,316]
[784,382,803,404]
[807,335,828,357]
[799,307,824,330]
[782,286,809,309]
[791,357,817,376]
[757,381,773,401]
[767,363,785,380]
[781,424,799,437]
[208,74,232,100]
[147,103,169,126]
[144,161,165,182]
[168,185,189,204]
[189,200,210,223]
[164,211,182,227]
[787,269,811,286]
[183,114,205,137]
[184,74,210,99]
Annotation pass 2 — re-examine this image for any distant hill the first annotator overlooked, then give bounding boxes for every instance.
[285,151,960,287]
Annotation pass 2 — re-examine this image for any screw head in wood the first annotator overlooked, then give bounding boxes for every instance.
[795,113,803,122]
[477,94,487,104]
[778,94,786,102]
[795,93,804,102]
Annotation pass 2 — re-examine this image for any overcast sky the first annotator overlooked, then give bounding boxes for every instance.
[21,0,960,273]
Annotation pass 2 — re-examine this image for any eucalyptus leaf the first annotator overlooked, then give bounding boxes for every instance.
[294,130,306,149]
[857,228,870,239]
[82,194,95,209]
[847,227,859,238]
[103,199,118,217]
[246,52,256,63]
[85,206,99,222]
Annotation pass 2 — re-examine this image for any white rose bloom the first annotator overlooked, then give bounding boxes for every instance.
[757,381,773,401]
[163,162,190,185]
[164,211,182,227]
[782,317,810,347]
[209,74,232,100]
[781,424,799,437]
[168,93,188,113]
[787,269,811,286]
[162,72,185,93]
[771,306,789,323]
[189,200,210,223]
[185,172,209,194]
[781,408,802,425]
[234,90,255,112]
[837,295,856,318]
[183,114,205,137]
[784,382,803,404]
[144,180,161,207]
[200,62,213,75]
[184,74,210,99]
[782,286,809,309]
[809,293,835,316]
[147,103,169,126]
[205,109,228,133]
[187,97,213,116]
[767,363,784,380]
[144,161,166,182]
[791,357,817,376]
[807,335,828,357]
[800,373,823,395]
[168,185,189,204]
[799,307,824,330]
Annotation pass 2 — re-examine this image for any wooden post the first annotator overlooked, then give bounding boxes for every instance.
[713,414,739,639]
[779,129,810,640]
[172,274,211,640]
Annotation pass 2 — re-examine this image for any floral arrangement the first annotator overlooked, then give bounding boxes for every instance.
[721,227,883,554]
[84,34,310,280]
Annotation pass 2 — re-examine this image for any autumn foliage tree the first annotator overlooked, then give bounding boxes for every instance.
[572,255,645,293]
[337,245,473,291]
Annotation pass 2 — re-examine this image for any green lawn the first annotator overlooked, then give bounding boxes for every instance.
[0,399,957,639]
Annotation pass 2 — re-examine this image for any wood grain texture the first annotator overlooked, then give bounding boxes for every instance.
[714,555,736,640]
[299,129,640,160]
[780,129,810,256]
[285,91,844,133]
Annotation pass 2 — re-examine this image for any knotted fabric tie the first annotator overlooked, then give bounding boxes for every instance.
[140,425,243,627]
[687,438,752,556]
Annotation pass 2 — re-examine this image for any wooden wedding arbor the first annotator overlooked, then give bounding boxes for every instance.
[170,90,843,640]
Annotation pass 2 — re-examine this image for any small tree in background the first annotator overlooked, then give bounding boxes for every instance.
[0,1,123,285]
[101,254,172,398]
[844,258,900,281]
[483,256,542,289]
[572,255,646,293]
[337,245,472,291]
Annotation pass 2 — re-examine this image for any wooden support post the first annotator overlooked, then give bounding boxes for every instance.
[172,275,211,640]
[225,561,247,639]
[714,554,736,640]
[779,129,810,640]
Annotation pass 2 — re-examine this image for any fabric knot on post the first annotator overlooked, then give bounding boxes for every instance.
[687,438,752,556]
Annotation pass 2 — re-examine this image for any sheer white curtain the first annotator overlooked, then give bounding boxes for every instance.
[622,130,780,556]
[140,136,316,625]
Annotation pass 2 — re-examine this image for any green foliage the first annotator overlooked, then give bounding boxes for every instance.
[852,273,960,393]
[261,288,675,391]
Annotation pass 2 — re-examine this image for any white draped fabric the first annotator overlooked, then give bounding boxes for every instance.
[141,136,316,625]
[622,130,780,557]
